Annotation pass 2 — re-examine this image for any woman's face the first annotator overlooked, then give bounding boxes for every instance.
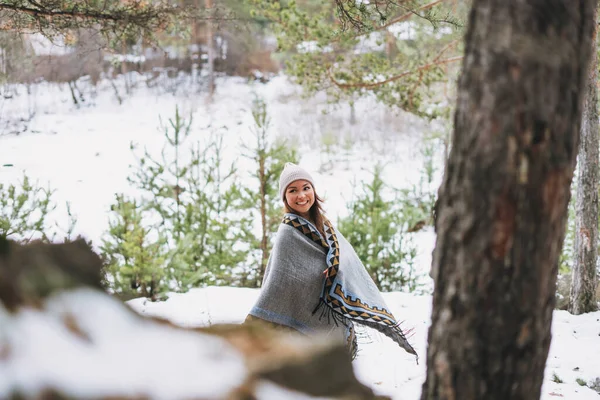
[284,179,315,218]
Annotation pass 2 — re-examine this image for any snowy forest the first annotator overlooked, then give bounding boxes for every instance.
[0,1,599,399]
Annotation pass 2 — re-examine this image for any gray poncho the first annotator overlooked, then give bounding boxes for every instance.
[248,213,417,359]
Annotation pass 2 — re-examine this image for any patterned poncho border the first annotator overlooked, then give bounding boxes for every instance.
[282,213,417,359]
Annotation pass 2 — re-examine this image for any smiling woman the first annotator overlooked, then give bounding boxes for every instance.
[284,180,314,217]
[245,163,417,361]
[279,163,326,238]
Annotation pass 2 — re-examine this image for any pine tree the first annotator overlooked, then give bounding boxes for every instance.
[242,96,298,287]
[250,0,467,116]
[338,164,427,292]
[102,107,251,294]
[0,174,54,242]
[173,134,253,288]
[101,195,167,300]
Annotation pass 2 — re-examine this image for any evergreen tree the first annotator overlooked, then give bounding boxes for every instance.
[0,174,54,242]
[250,0,467,117]
[242,96,298,287]
[101,195,167,300]
[171,134,253,288]
[338,164,427,292]
[101,107,251,294]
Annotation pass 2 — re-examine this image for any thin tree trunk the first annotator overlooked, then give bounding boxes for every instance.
[570,15,600,315]
[0,47,6,75]
[422,2,596,400]
[385,30,397,61]
[205,0,215,101]
[121,41,129,94]
[192,0,200,83]
[67,81,79,106]
[109,78,123,105]
[258,157,268,287]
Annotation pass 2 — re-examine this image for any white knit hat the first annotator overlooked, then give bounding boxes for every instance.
[279,162,315,200]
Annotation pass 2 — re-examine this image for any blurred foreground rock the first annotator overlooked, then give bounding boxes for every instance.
[0,238,384,400]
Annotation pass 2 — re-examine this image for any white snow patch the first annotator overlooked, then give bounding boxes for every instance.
[0,289,247,399]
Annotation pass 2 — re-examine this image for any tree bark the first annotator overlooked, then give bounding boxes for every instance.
[570,14,600,315]
[421,1,596,400]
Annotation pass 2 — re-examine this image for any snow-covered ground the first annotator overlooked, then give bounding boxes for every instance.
[129,286,600,400]
[1,75,599,399]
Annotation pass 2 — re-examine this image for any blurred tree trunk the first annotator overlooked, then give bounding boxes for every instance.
[385,30,397,61]
[121,41,130,94]
[192,0,200,83]
[570,12,600,315]
[421,1,596,400]
[205,0,215,101]
[258,154,268,287]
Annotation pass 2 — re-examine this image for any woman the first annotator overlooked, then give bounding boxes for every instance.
[246,163,417,360]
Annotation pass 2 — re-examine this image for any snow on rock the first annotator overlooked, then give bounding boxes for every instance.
[0,288,247,399]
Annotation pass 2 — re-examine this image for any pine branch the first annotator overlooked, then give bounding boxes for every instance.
[0,1,238,39]
[328,55,462,89]
[334,0,453,32]
[372,0,448,33]
[401,38,460,107]
[432,38,460,61]
[0,1,177,25]
[327,0,453,44]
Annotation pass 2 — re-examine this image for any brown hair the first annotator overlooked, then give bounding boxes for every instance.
[283,186,327,239]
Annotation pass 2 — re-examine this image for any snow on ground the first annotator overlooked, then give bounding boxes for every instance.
[129,287,600,400]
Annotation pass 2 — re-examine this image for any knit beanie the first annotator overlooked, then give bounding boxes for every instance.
[278,162,315,200]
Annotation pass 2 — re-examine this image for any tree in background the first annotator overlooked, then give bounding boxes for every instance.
[0,31,34,82]
[0,1,274,100]
[422,1,596,399]
[242,96,298,287]
[250,0,467,117]
[204,0,216,100]
[101,195,167,300]
[101,107,252,295]
[0,174,53,242]
[338,164,428,292]
[570,13,600,315]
